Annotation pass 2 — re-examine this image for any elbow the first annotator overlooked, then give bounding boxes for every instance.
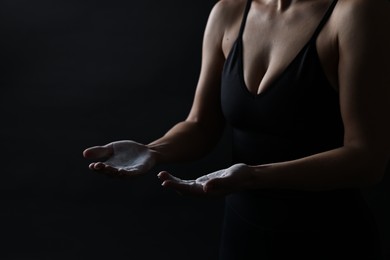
[187,117,225,145]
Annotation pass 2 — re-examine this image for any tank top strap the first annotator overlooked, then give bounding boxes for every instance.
[238,0,253,38]
[310,0,338,41]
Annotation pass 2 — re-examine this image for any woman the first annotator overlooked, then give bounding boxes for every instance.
[83,0,389,258]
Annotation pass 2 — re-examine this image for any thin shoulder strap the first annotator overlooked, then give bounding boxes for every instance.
[238,0,253,37]
[311,0,338,40]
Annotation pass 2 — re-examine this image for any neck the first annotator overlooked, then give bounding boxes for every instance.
[265,0,293,11]
[262,0,315,12]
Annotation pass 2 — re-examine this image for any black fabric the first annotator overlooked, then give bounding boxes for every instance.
[219,0,382,258]
[219,199,382,260]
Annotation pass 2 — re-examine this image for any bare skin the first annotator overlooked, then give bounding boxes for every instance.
[84,0,390,195]
[83,141,156,177]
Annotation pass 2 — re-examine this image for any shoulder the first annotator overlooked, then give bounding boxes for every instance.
[335,0,389,13]
[202,0,248,46]
[207,0,247,29]
[331,0,389,55]
[212,0,247,15]
[333,0,389,32]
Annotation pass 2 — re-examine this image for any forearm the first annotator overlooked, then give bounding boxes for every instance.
[147,120,224,164]
[250,146,388,191]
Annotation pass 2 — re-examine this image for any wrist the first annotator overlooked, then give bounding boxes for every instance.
[246,164,271,190]
[147,148,159,165]
[147,143,166,165]
[231,163,261,190]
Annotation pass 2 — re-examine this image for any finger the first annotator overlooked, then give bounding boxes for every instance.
[89,163,119,175]
[83,144,113,159]
[161,180,191,193]
[89,162,106,170]
[161,179,186,188]
[90,163,140,179]
[162,180,206,197]
[157,171,182,182]
[89,163,96,170]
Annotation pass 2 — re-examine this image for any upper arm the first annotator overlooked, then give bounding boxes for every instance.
[337,0,390,172]
[186,1,232,136]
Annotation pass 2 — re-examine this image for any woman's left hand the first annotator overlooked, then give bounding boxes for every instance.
[157,163,255,196]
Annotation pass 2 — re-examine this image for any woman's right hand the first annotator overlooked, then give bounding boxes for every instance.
[83,140,157,177]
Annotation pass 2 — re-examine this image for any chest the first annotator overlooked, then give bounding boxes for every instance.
[222,1,339,94]
[220,1,343,136]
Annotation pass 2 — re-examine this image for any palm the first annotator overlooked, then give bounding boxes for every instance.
[158,164,250,196]
[83,140,156,176]
[159,169,227,195]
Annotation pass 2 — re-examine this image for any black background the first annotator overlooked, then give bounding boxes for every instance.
[0,0,388,259]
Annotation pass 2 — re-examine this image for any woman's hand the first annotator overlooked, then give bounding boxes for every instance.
[157,163,255,196]
[83,140,157,177]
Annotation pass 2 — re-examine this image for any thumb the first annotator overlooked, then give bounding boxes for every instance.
[83,144,113,159]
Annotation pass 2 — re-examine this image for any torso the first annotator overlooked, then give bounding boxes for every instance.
[221,0,340,95]
[218,0,372,235]
[220,0,344,165]
[218,1,383,255]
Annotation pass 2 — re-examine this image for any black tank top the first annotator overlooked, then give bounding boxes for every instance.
[221,0,342,167]
[219,0,370,230]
